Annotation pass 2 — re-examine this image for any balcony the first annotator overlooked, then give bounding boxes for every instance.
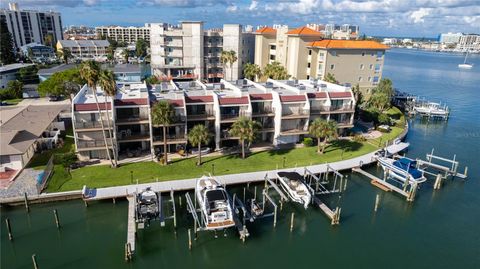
[329,105,355,113]
[172,115,186,124]
[280,128,308,135]
[335,120,354,128]
[116,116,149,125]
[76,140,113,150]
[117,131,150,142]
[220,111,249,122]
[220,130,239,140]
[75,121,112,130]
[281,109,310,119]
[252,107,275,116]
[152,134,187,144]
[187,111,215,120]
[310,107,330,114]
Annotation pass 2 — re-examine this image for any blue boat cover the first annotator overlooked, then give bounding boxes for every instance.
[393,158,423,179]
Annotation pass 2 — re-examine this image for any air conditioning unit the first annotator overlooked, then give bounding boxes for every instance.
[298,85,306,90]
[286,80,294,86]
[265,82,273,88]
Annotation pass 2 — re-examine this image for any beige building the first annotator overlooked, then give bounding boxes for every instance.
[96,24,150,44]
[56,40,110,60]
[255,25,388,90]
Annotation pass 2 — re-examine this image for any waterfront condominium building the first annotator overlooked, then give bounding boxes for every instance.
[254,25,388,90]
[150,22,255,82]
[95,24,151,44]
[0,2,63,49]
[56,40,110,60]
[456,34,480,51]
[72,78,354,161]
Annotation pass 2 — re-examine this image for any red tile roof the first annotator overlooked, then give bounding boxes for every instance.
[255,27,277,35]
[328,92,353,99]
[74,103,111,111]
[307,92,328,99]
[308,40,389,50]
[286,26,323,36]
[280,95,306,102]
[168,99,184,107]
[218,96,249,105]
[250,93,273,101]
[185,95,214,103]
[114,98,148,106]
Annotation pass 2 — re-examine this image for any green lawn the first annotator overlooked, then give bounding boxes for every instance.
[46,107,406,193]
[27,129,75,170]
[47,140,377,192]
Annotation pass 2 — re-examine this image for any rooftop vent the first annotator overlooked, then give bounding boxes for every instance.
[298,85,306,90]
[265,82,273,88]
[286,80,294,86]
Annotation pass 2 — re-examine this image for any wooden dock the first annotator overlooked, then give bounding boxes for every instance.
[312,196,335,220]
[126,196,136,253]
[352,167,409,199]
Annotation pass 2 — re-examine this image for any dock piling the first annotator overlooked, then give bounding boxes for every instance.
[343,177,348,191]
[290,212,295,232]
[53,209,60,228]
[273,206,277,228]
[24,192,29,213]
[374,194,380,212]
[32,254,39,269]
[434,174,443,190]
[464,166,468,177]
[188,229,192,250]
[5,218,13,241]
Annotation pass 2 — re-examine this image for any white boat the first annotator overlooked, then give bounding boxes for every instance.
[458,52,473,69]
[136,187,160,225]
[378,157,427,183]
[277,172,312,209]
[413,102,449,116]
[196,176,235,230]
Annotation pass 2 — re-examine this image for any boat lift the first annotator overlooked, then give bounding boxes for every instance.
[415,149,468,189]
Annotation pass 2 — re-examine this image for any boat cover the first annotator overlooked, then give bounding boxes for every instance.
[393,158,422,179]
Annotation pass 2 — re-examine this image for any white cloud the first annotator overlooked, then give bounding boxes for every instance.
[410,8,431,23]
[248,0,258,11]
[226,4,238,13]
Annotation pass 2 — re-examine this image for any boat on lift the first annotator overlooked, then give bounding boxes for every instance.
[136,187,160,227]
[378,157,427,183]
[276,172,312,209]
[413,102,449,117]
[196,176,235,230]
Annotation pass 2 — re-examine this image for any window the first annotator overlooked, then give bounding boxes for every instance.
[358,76,362,82]
[307,63,311,68]
[318,63,323,70]
[369,64,373,70]
[269,54,276,60]
[371,52,375,56]
[270,45,276,50]
[331,51,337,56]
[306,75,310,79]
[361,52,365,56]
[377,51,384,57]
[360,64,364,70]
[308,49,312,55]
[330,64,335,70]
[319,52,325,58]
[373,76,379,83]
[375,64,381,71]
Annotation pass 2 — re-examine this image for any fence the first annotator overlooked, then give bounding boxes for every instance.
[37,155,55,193]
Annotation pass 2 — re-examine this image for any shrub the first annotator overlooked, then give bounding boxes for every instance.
[352,134,366,142]
[303,137,314,147]
[378,113,391,125]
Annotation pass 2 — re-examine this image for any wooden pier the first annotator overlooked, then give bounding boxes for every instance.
[126,196,136,258]
[352,167,411,200]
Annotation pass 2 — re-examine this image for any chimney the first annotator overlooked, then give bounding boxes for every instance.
[9,3,19,11]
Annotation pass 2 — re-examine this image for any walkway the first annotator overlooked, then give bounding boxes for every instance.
[84,142,409,201]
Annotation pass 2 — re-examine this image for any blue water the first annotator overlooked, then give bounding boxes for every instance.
[2,49,480,269]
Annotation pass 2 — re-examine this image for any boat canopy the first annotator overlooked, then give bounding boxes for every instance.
[278,172,304,181]
[393,158,422,179]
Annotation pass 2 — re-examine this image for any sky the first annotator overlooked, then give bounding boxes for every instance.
[3,0,480,37]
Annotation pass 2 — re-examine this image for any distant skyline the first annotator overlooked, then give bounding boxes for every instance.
[2,0,479,37]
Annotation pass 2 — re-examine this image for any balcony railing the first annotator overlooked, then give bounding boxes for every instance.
[281,109,309,117]
[280,128,308,134]
[117,132,150,140]
[153,134,186,142]
[116,116,149,123]
[187,111,215,119]
[75,121,112,129]
[252,107,275,115]
[221,111,249,120]
[329,105,354,112]
[77,140,112,149]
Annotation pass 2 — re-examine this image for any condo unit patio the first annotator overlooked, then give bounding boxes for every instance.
[115,107,150,125]
[280,119,309,135]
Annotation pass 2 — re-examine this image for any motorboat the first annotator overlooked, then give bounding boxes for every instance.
[413,102,449,117]
[378,157,427,183]
[196,176,235,230]
[277,172,312,209]
[136,187,160,226]
[458,52,473,69]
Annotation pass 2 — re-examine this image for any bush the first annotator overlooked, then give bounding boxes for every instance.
[303,137,314,147]
[60,152,78,168]
[378,113,391,125]
[352,134,366,142]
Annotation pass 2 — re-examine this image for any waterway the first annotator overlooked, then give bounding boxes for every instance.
[2,49,480,268]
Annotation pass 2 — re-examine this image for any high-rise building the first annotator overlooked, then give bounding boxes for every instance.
[95,24,151,44]
[150,22,255,82]
[439,32,463,44]
[0,3,63,49]
[254,25,388,90]
[457,34,480,51]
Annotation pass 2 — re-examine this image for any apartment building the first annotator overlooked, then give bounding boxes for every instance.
[457,34,480,51]
[72,78,354,161]
[0,2,63,49]
[150,22,255,82]
[255,25,388,90]
[56,40,110,60]
[96,24,151,44]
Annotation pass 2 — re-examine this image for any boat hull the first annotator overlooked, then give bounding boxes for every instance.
[196,176,235,230]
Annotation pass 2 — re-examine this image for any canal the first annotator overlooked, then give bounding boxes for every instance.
[2,49,480,268]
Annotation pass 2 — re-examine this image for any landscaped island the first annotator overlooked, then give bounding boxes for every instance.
[43,107,405,192]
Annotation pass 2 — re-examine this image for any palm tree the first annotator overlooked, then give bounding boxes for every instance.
[324,73,338,84]
[263,61,290,80]
[243,63,262,81]
[229,117,261,159]
[151,101,174,165]
[79,61,114,167]
[122,48,129,63]
[308,119,338,154]
[99,69,118,167]
[57,48,72,64]
[228,50,237,81]
[220,50,230,80]
[188,124,211,166]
